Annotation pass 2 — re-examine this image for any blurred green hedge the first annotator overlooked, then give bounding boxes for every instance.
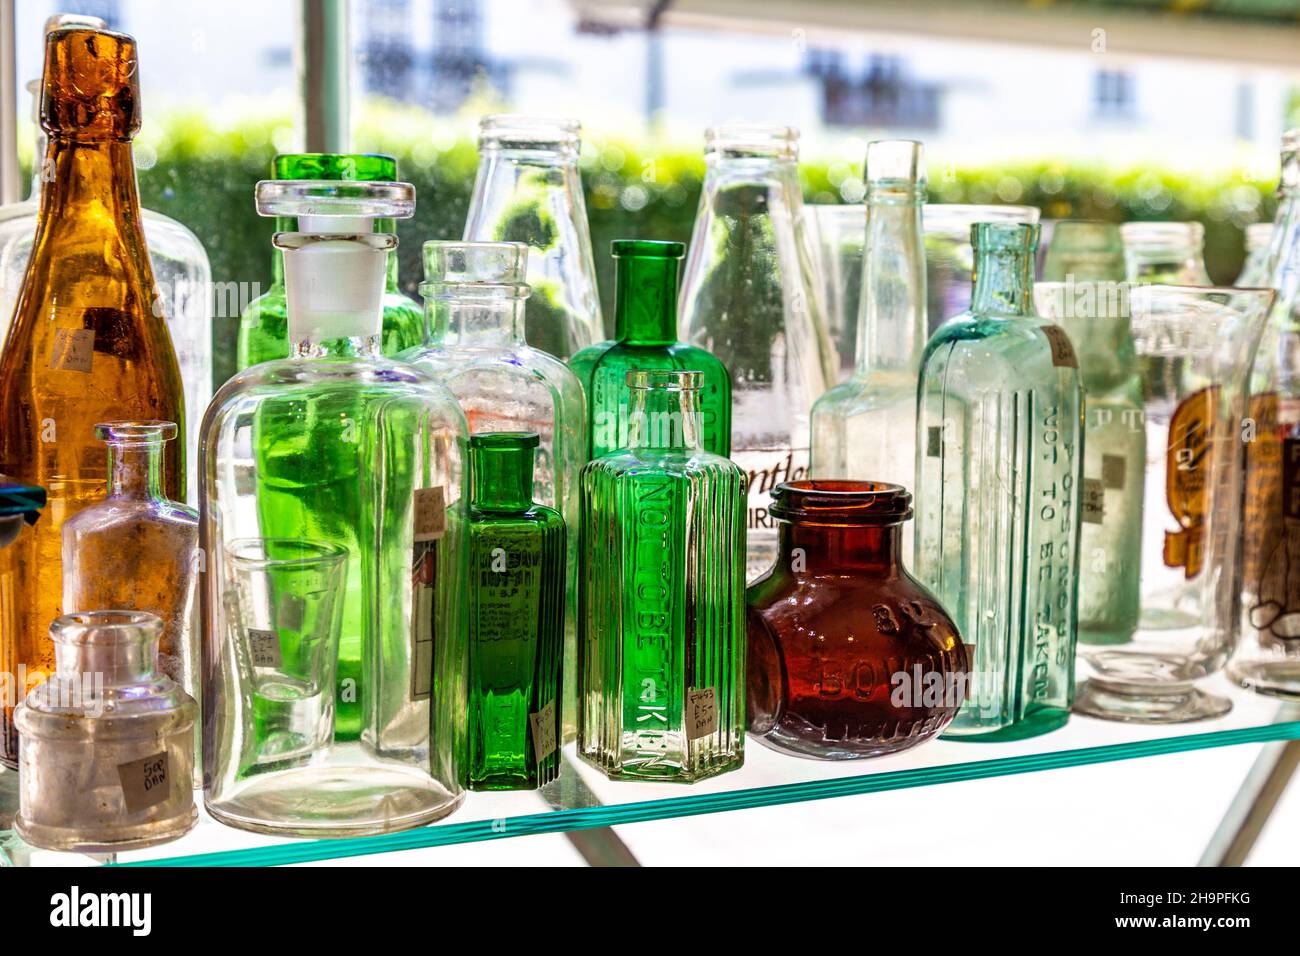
[92,109,1277,385]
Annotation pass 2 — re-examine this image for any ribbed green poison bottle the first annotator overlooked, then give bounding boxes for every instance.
[569,240,731,459]
[236,153,423,370]
[401,240,585,735]
[467,433,564,791]
[579,370,747,781]
[811,140,927,503]
[1037,221,1144,645]
[201,179,468,834]
[915,222,1084,740]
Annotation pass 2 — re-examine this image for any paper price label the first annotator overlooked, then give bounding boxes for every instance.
[1041,325,1079,369]
[529,699,557,762]
[116,751,171,815]
[413,486,447,542]
[686,687,717,741]
[1081,478,1106,525]
[247,628,283,668]
[1102,453,1126,490]
[48,327,94,373]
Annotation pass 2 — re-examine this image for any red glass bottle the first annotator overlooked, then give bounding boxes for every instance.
[746,480,967,759]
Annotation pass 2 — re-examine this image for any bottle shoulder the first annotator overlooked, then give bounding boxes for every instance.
[470,504,565,531]
[585,448,747,483]
[140,209,211,271]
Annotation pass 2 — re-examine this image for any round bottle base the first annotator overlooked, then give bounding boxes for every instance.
[14,805,197,854]
[206,767,464,837]
[1074,678,1231,724]
[941,707,1071,742]
[1227,660,1300,701]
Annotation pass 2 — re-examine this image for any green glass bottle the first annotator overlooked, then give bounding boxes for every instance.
[1038,221,1144,645]
[467,432,565,791]
[915,222,1084,740]
[236,153,423,370]
[578,370,747,782]
[569,240,731,458]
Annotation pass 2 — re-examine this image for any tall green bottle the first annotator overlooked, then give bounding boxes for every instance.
[579,370,747,781]
[467,433,565,791]
[915,222,1084,740]
[236,153,423,370]
[569,240,731,458]
[1038,221,1144,645]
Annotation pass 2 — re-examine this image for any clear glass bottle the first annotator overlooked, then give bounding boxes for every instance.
[15,611,196,852]
[569,239,730,459]
[679,124,835,581]
[61,421,198,711]
[0,26,186,770]
[1037,221,1145,646]
[1071,286,1272,721]
[579,370,747,781]
[1121,222,1212,285]
[807,203,866,382]
[746,480,967,759]
[237,153,423,370]
[922,204,1040,337]
[811,141,927,512]
[915,222,1084,740]
[1238,223,1275,288]
[202,179,468,835]
[467,432,564,791]
[463,115,602,358]
[1233,129,1300,698]
[0,15,211,503]
[400,240,585,736]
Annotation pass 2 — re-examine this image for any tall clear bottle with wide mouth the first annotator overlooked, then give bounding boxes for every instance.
[1232,126,1300,700]
[811,140,927,516]
[400,240,585,735]
[463,115,602,358]
[237,152,423,370]
[1036,221,1145,648]
[0,14,212,503]
[915,222,1085,740]
[201,179,468,835]
[679,124,836,581]
[1237,131,1300,291]
[1121,222,1212,285]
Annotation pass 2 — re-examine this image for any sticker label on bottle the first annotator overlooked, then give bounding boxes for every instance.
[413,487,447,542]
[116,751,171,815]
[410,486,445,701]
[48,327,94,373]
[247,628,283,668]
[1102,453,1126,490]
[1081,478,1106,525]
[1163,386,1217,579]
[1040,325,1079,369]
[529,699,557,763]
[927,425,943,458]
[686,687,717,741]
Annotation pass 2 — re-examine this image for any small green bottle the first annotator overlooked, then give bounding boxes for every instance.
[467,432,565,791]
[236,153,423,370]
[569,240,731,458]
[579,370,747,782]
[1039,221,1144,645]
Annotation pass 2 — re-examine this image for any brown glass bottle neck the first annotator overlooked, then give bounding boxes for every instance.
[37,137,149,249]
[777,520,904,574]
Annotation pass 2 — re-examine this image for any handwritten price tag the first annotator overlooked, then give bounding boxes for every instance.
[686,687,717,741]
[116,751,171,815]
[48,327,94,373]
[529,699,557,762]
[413,486,447,542]
[247,628,283,668]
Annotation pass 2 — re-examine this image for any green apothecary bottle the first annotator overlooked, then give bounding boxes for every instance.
[236,153,423,370]
[569,240,731,459]
[467,432,565,791]
[915,222,1084,740]
[578,370,747,781]
[1037,221,1144,646]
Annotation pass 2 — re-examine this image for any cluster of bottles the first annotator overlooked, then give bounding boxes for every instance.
[0,21,1298,853]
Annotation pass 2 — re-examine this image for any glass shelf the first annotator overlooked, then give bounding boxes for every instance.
[2,676,1296,867]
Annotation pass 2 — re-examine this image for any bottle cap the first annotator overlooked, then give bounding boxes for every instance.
[41,26,140,140]
[257,180,415,342]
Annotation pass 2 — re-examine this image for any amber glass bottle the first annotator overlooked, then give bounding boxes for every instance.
[0,27,184,768]
[746,481,967,759]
